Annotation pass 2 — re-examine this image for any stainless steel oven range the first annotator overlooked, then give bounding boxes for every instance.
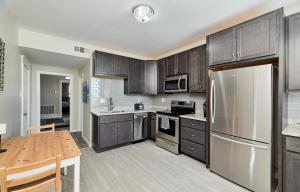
[156,100,195,154]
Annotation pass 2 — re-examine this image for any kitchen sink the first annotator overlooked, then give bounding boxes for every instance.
[101,110,126,114]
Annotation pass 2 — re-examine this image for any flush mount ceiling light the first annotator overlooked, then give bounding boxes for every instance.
[133,5,155,23]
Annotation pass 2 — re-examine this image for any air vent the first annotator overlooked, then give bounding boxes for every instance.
[74,46,90,54]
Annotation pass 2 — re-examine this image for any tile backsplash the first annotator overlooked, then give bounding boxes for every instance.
[91,78,206,114]
[288,92,300,124]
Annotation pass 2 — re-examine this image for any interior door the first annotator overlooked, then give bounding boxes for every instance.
[210,64,273,143]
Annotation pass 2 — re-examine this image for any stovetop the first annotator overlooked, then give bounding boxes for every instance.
[156,100,195,117]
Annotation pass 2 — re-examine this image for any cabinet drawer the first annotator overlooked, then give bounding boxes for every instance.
[181,139,205,161]
[100,114,133,124]
[181,118,206,131]
[181,127,205,145]
[286,136,300,154]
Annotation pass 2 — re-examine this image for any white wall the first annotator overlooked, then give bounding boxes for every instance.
[79,61,92,145]
[30,64,80,132]
[0,1,21,137]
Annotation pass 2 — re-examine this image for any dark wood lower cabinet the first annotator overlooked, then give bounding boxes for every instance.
[180,118,206,162]
[92,114,133,152]
[284,136,300,192]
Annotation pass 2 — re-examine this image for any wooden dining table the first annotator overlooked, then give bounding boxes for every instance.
[0,130,81,192]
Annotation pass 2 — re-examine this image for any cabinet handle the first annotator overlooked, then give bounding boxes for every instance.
[233,51,236,59]
[236,50,240,58]
[190,147,195,151]
[191,134,195,137]
[191,123,196,126]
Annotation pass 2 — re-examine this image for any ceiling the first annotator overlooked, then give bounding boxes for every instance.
[6,0,299,58]
[20,47,90,69]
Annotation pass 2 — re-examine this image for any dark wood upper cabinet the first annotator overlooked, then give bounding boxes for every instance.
[144,61,158,95]
[208,27,237,66]
[287,13,300,91]
[157,59,166,94]
[177,51,189,75]
[94,51,114,75]
[208,9,280,66]
[124,59,144,94]
[166,55,178,77]
[114,55,129,76]
[93,51,129,77]
[189,45,207,93]
[236,11,277,61]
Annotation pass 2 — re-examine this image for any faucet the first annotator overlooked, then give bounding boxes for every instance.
[107,97,115,111]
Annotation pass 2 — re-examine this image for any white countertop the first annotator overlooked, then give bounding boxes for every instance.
[91,107,166,116]
[180,114,207,121]
[282,124,300,138]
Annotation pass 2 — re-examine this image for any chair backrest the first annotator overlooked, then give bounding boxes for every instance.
[0,155,61,192]
[28,124,55,135]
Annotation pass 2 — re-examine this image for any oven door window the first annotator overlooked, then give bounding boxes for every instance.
[158,117,176,136]
[165,80,179,91]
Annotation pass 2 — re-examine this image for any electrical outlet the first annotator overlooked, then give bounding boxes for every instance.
[162,98,165,103]
[138,97,142,103]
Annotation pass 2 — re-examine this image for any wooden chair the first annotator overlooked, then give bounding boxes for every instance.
[27,124,55,135]
[0,155,61,192]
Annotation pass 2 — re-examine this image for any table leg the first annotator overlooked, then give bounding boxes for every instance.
[74,156,80,192]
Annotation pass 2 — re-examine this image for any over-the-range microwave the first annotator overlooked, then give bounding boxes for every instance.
[164,74,188,93]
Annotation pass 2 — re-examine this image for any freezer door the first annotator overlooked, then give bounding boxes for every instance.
[210,132,271,192]
[210,64,272,143]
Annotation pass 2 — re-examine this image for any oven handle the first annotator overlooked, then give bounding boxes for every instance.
[157,114,179,121]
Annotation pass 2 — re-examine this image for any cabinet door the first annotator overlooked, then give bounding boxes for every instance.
[114,55,129,76]
[144,61,157,95]
[208,27,237,66]
[99,123,117,148]
[189,45,207,93]
[166,55,177,76]
[285,151,300,192]
[236,11,277,61]
[125,59,144,94]
[157,59,166,94]
[150,119,156,140]
[117,121,133,144]
[177,51,189,75]
[287,13,300,90]
[94,51,114,75]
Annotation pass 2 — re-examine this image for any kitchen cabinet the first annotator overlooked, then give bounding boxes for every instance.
[208,28,237,66]
[93,51,129,77]
[189,45,207,93]
[166,55,177,77]
[124,59,144,94]
[236,11,277,61]
[92,114,133,152]
[287,13,300,91]
[180,118,206,162]
[208,9,280,66]
[150,113,156,140]
[177,51,189,75]
[157,59,166,94]
[144,61,157,95]
[284,136,300,192]
[166,52,189,77]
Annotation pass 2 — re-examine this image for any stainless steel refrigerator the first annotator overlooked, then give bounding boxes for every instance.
[209,64,273,192]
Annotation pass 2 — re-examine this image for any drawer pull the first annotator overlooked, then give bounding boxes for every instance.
[191,123,196,126]
[190,147,195,151]
[191,134,195,137]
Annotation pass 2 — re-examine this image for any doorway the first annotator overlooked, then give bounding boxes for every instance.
[21,55,31,136]
[38,72,73,132]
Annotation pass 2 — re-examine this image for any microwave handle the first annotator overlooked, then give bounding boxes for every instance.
[178,77,181,90]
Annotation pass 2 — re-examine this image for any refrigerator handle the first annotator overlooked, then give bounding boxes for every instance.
[211,133,269,150]
[210,79,215,124]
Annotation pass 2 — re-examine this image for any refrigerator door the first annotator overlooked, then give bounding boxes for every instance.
[210,64,273,143]
[210,132,271,192]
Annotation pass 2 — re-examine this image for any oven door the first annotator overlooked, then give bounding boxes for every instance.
[164,75,188,93]
[156,114,179,143]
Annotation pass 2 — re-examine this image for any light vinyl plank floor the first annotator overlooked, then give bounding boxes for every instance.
[62,140,249,192]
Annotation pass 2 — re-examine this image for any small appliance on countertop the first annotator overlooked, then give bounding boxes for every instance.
[134,103,144,111]
[156,100,195,154]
